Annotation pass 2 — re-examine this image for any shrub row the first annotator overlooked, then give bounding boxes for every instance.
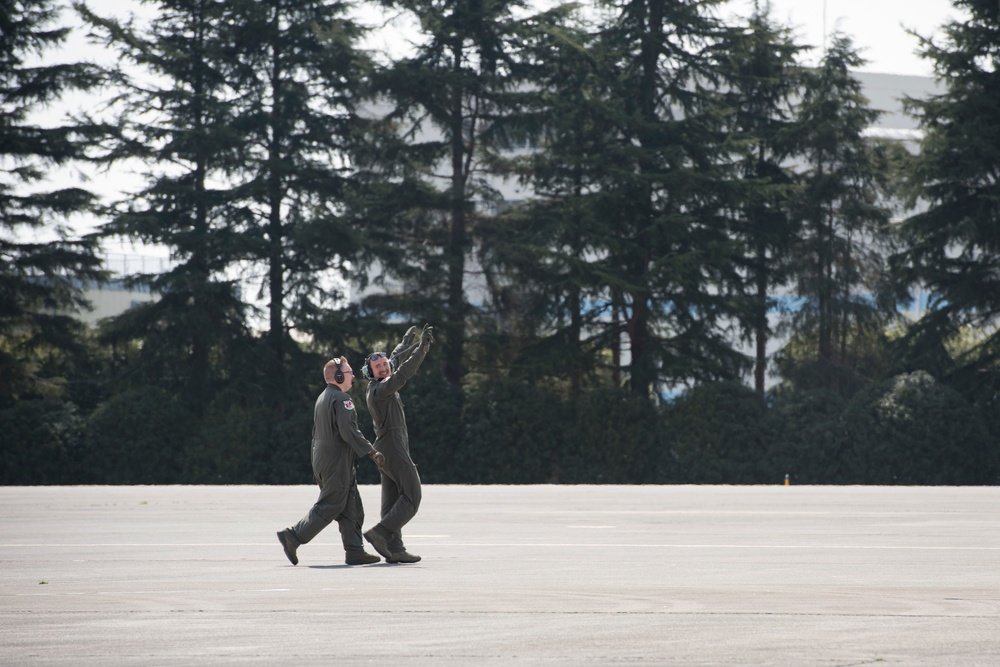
[2,371,997,486]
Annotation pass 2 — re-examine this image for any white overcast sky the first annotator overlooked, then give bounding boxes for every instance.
[744,0,966,76]
[363,0,965,77]
[63,0,964,77]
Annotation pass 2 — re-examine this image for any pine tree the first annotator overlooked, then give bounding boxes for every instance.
[1,0,107,404]
[894,0,1000,393]
[716,8,806,394]
[582,0,747,397]
[475,13,616,394]
[221,0,373,399]
[360,0,569,386]
[77,0,370,409]
[782,34,900,393]
[76,0,249,413]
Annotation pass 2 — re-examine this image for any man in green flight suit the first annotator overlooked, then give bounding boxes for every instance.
[277,356,386,566]
[362,324,433,564]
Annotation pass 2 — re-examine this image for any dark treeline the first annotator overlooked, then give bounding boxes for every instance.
[2,0,998,486]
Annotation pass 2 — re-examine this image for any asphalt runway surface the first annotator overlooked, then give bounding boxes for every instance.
[1,484,998,666]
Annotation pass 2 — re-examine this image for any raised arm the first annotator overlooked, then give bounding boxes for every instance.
[390,325,418,358]
[376,325,433,396]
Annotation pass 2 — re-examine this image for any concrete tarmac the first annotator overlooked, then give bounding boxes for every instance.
[1,484,998,666]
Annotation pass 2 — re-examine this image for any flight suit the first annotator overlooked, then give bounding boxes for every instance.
[366,339,429,553]
[287,384,376,556]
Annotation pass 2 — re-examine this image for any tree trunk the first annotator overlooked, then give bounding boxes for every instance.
[445,50,467,386]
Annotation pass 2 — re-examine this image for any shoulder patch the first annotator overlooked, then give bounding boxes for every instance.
[343,399,355,410]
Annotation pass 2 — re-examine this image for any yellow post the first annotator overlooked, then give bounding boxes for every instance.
[784,474,790,486]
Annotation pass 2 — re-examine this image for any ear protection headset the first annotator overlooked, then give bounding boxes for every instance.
[362,352,395,380]
[332,357,345,384]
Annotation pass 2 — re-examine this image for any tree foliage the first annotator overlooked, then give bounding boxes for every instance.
[894,0,1000,397]
[221,0,374,400]
[76,0,250,414]
[715,8,806,395]
[358,0,582,386]
[840,371,996,484]
[583,0,749,396]
[2,0,998,487]
[783,34,903,394]
[1,0,107,405]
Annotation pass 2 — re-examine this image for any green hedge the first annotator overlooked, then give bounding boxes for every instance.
[2,372,997,485]
[761,389,847,484]
[0,399,89,484]
[839,371,997,485]
[665,381,768,484]
[84,386,193,484]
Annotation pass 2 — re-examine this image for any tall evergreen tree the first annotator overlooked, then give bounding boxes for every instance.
[716,8,805,394]
[782,34,900,393]
[1,0,106,405]
[585,0,747,397]
[362,0,569,386]
[222,0,372,399]
[76,0,249,414]
[477,14,618,395]
[894,0,1000,393]
[78,0,369,409]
